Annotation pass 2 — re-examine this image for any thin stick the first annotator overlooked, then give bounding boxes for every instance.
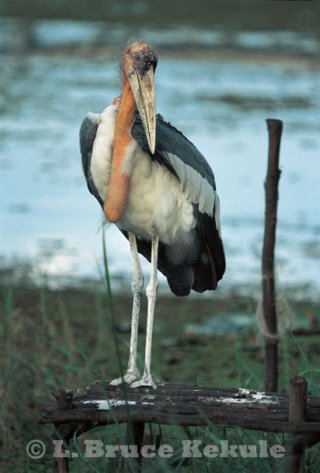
[262,118,283,392]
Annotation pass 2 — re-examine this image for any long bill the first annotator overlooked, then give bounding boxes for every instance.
[127,67,156,154]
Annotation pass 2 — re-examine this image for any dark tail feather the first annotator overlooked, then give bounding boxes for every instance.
[192,212,226,293]
[166,266,193,296]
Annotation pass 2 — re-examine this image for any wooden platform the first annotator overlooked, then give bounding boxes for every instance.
[39,378,320,472]
[40,379,320,434]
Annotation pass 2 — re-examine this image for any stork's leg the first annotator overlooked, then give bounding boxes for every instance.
[131,234,159,389]
[110,232,143,385]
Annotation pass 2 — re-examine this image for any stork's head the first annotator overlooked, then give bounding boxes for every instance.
[124,41,158,154]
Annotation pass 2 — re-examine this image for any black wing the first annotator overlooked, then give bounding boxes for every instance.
[80,114,103,206]
[132,114,226,296]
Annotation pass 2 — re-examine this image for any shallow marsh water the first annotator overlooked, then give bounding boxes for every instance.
[0,19,319,298]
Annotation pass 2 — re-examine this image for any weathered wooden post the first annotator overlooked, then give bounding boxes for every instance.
[262,119,283,392]
[53,388,73,473]
[127,420,145,469]
[287,376,307,473]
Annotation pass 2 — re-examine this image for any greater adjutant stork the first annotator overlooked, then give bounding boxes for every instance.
[80,41,225,388]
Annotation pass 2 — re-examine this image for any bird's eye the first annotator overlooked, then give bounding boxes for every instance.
[134,54,140,61]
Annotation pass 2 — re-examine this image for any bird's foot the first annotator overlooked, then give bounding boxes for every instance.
[130,375,157,389]
[109,368,141,386]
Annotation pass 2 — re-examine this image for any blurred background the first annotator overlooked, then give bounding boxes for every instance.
[1,0,320,298]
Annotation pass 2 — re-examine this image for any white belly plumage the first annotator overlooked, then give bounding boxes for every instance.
[90,104,197,265]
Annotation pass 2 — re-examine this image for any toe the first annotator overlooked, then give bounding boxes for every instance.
[109,369,141,386]
[130,377,157,389]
